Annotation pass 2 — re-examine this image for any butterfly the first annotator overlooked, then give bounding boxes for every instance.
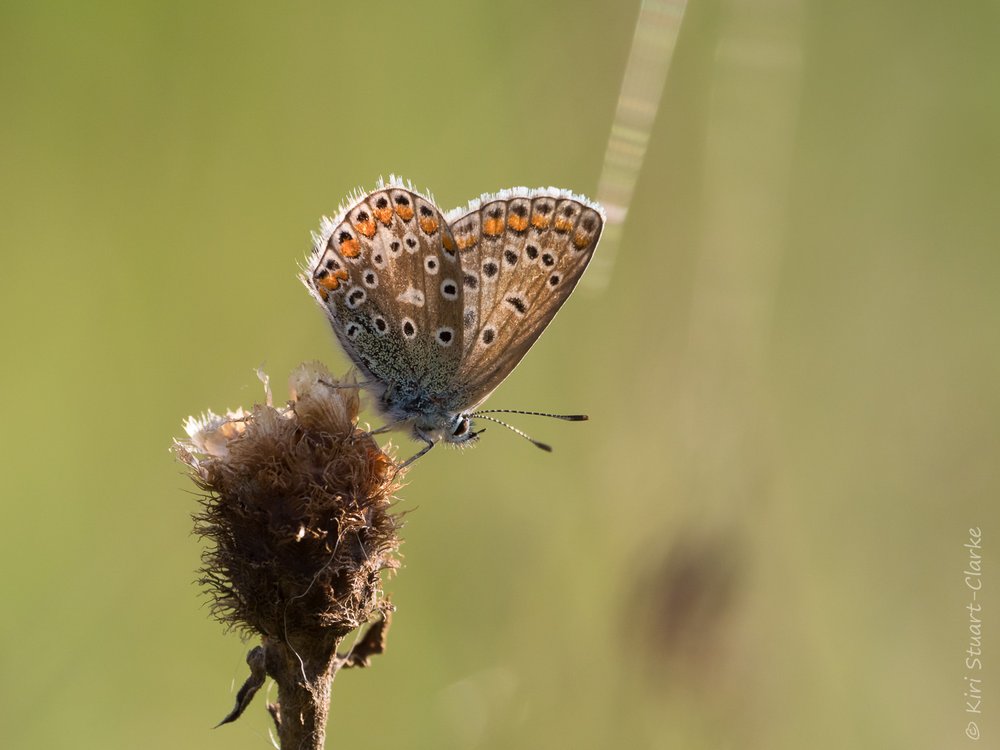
[303,176,604,464]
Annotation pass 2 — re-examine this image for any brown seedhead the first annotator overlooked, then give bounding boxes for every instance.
[174,362,403,749]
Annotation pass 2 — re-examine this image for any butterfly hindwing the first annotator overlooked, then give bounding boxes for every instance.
[306,184,465,397]
[306,179,603,429]
[445,189,604,406]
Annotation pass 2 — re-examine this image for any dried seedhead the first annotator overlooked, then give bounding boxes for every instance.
[174,362,403,746]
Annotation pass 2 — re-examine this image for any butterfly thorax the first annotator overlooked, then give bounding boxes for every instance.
[378,383,478,446]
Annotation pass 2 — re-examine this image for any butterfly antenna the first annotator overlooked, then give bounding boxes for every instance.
[473,414,553,452]
[472,409,589,422]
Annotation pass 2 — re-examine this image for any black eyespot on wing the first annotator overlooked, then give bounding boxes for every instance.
[506,295,527,314]
[463,273,478,289]
[526,245,539,259]
[482,261,498,278]
[441,279,458,300]
[504,249,517,265]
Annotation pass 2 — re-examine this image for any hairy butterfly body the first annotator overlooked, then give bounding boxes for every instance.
[304,176,604,462]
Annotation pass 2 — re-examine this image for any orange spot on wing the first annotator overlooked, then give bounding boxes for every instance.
[374,206,394,225]
[456,234,477,251]
[554,216,574,232]
[340,238,361,258]
[317,268,349,291]
[572,230,591,249]
[396,204,414,221]
[483,217,505,236]
[419,216,439,234]
[354,218,377,238]
[507,214,529,232]
[531,214,550,229]
[442,233,456,252]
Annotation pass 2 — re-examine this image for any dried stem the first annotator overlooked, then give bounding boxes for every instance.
[263,634,336,750]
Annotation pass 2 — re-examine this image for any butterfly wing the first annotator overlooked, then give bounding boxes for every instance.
[445,188,604,407]
[304,180,466,410]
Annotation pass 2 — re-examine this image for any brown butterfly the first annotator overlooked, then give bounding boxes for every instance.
[303,177,604,464]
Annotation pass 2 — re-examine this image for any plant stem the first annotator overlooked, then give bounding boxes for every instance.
[264,635,341,750]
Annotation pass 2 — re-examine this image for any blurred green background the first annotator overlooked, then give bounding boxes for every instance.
[2,1,997,748]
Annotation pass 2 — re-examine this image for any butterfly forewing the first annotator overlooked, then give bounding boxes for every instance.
[306,185,466,397]
[445,189,604,406]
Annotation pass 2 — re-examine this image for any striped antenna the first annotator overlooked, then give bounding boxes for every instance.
[472,414,554,453]
[472,409,588,421]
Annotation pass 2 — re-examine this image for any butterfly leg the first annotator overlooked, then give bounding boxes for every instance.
[355,418,408,445]
[367,422,402,436]
[319,378,374,390]
[396,437,436,470]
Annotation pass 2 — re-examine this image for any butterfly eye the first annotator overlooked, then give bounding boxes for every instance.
[452,418,470,438]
